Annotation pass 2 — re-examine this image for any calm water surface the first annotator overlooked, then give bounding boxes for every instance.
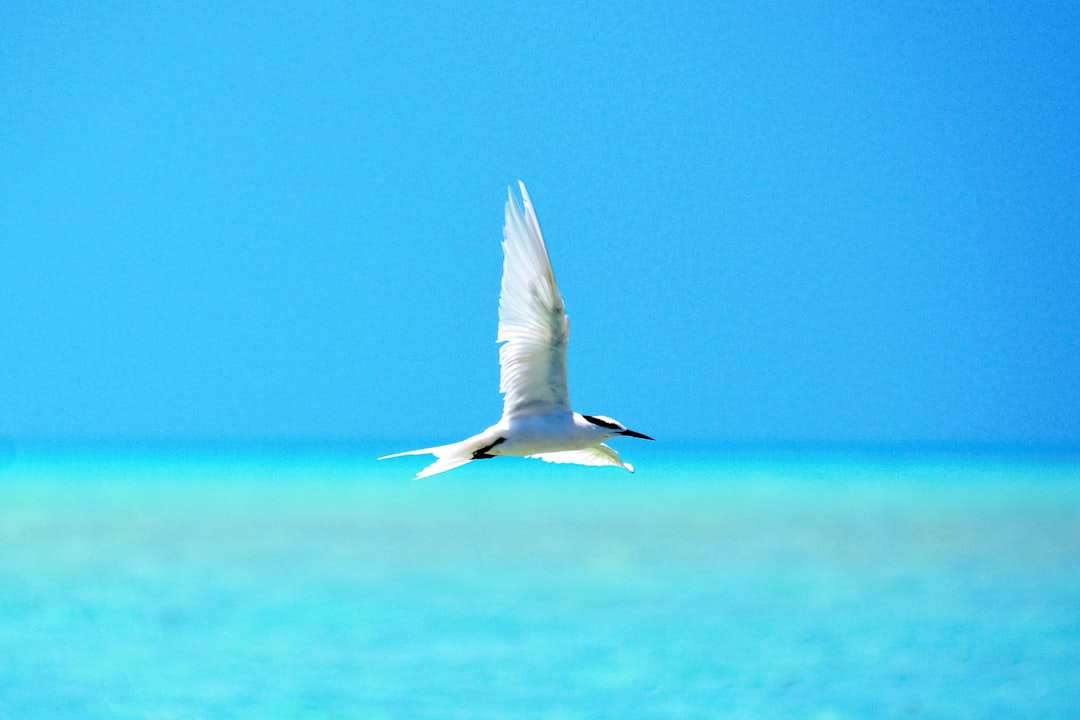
[2,444,1078,719]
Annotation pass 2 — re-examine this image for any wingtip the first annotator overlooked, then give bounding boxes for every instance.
[506,183,523,216]
[517,180,532,207]
[508,180,529,200]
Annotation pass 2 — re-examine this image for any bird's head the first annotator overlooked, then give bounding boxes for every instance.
[581,414,654,441]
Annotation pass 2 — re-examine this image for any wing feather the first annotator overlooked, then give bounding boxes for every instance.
[498,182,570,418]
[529,445,634,473]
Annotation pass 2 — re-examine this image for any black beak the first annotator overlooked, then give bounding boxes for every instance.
[620,428,654,440]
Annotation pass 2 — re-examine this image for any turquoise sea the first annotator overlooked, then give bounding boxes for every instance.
[2,442,1078,719]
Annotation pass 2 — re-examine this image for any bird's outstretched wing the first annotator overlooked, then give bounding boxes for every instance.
[529,445,634,473]
[498,182,570,419]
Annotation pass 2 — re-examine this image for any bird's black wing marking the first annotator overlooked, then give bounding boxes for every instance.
[471,437,506,460]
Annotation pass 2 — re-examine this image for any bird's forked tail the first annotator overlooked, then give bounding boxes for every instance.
[377,440,479,479]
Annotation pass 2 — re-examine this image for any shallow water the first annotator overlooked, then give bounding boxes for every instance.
[2,444,1079,718]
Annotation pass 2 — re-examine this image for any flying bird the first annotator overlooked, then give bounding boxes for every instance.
[380,182,652,478]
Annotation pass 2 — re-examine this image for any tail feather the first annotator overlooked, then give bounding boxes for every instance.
[414,455,474,479]
[378,441,476,479]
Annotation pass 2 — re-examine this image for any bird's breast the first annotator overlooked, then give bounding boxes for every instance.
[489,413,597,457]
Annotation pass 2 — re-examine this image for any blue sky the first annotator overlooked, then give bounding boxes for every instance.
[2,2,1078,445]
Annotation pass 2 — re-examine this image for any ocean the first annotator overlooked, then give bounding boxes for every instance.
[2,442,1078,719]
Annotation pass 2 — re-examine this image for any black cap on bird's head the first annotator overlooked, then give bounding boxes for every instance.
[582,414,654,441]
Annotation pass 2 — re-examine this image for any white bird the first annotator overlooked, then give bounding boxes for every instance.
[380,181,652,479]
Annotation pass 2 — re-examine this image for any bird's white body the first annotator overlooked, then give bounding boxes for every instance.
[380,182,651,478]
